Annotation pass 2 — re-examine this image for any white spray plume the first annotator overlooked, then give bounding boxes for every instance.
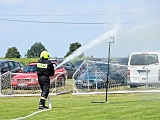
[55,27,119,69]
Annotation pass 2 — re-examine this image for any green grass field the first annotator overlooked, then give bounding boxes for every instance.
[0,93,160,120]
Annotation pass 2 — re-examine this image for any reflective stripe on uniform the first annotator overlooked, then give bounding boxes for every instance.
[41,97,47,100]
[37,63,48,68]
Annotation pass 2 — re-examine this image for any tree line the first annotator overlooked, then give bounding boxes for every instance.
[5,42,82,58]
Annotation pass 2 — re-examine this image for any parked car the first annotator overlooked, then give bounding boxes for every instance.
[75,72,106,89]
[63,61,77,78]
[127,51,160,88]
[17,62,25,69]
[73,60,85,69]
[74,61,127,89]
[110,64,128,85]
[50,59,77,79]
[11,61,67,89]
[113,57,129,65]
[0,60,25,89]
[109,71,127,85]
[74,62,108,89]
[91,62,127,85]
[0,60,25,75]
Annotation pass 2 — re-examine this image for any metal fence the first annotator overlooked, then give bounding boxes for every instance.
[0,72,68,96]
[72,60,160,94]
[1,60,160,96]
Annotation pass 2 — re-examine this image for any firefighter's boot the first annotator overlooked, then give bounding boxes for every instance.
[38,97,48,109]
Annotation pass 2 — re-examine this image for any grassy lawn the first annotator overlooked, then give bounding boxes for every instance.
[0,93,160,120]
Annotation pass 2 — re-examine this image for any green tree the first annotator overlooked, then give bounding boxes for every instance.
[25,42,46,58]
[64,42,82,58]
[5,47,21,58]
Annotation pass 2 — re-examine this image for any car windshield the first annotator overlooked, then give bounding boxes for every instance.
[95,63,108,71]
[18,62,25,68]
[130,54,159,65]
[22,65,37,73]
[88,63,108,72]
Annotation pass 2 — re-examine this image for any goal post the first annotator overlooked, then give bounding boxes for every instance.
[72,60,160,95]
[0,71,68,97]
[0,73,1,95]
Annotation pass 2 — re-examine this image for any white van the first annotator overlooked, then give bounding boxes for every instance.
[127,51,160,88]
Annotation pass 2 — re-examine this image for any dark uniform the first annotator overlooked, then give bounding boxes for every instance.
[37,51,54,109]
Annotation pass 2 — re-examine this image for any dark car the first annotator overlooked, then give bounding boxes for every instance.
[74,62,109,89]
[0,60,25,89]
[92,62,127,85]
[74,60,85,69]
[0,60,25,75]
[109,71,127,85]
[63,61,77,78]
[75,72,106,89]
[110,64,128,85]
[17,62,25,69]
[74,61,127,89]
[114,57,129,65]
[50,59,77,79]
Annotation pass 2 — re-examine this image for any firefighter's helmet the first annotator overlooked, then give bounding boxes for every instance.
[40,51,50,59]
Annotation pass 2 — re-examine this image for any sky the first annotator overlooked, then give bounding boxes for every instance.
[0,0,160,58]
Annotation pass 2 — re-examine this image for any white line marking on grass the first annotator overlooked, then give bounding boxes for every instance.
[12,108,52,120]
[12,96,52,120]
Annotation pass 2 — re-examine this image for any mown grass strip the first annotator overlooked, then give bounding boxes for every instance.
[0,93,160,120]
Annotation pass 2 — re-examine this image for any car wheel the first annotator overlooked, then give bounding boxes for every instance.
[12,86,17,90]
[130,85,138,88]
[76,84,83,89]
[50,82,56,88]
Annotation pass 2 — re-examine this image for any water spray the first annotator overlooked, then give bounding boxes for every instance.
[55,27,118,69]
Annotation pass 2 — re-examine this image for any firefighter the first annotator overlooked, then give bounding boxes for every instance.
[37,50,54,109]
